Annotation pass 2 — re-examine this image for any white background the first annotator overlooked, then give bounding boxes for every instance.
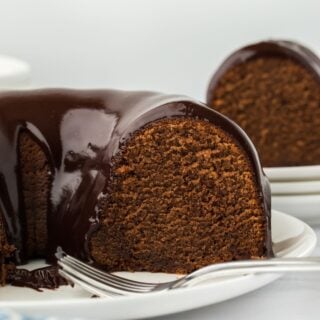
[1,0,320,319]
[0,0,320,101]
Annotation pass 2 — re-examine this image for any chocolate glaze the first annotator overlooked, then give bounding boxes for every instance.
[207,40,320,105]
[7,265,68,291]
[0,89,272,269]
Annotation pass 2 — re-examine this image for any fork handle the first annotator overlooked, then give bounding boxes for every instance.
[171,257,320,289]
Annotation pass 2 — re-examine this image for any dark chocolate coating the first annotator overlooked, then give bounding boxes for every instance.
[207,40,320,105]
[0,89,272,265]
[7,265,68,291]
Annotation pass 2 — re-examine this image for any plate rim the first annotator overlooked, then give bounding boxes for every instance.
[264,165,320,182]
[270,180,320,195]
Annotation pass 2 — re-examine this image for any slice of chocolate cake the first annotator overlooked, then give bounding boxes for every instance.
[91,118,270,273]
[207,40,320,167]
[0,89,272,285]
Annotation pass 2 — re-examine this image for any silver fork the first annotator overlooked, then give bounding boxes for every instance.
[56,253,320,297]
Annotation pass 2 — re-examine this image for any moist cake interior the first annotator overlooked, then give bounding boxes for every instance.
[91,118,268,273]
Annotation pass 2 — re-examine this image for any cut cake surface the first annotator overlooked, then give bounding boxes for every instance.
[0,89,272,286]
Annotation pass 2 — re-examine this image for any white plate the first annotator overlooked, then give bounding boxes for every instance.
[264,165,320,182]
[0,210,316,320]
[271,180,320,195]
[273,195,320,225]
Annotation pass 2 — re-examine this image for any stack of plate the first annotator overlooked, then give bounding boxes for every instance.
[265,165,320,225]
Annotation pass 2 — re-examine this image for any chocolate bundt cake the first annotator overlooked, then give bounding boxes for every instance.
[207,40,320,167]
[0,89,272,287]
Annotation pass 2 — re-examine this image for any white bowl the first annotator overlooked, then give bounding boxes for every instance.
[271,180,320,195]
[0,55,31,89]
[272,194,320,225]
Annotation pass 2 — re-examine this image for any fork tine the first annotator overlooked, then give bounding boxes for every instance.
[58,259,153,293]
[63,254,159,288]
[59,262,150,295]
[59,269,120,297]
[60,257,151,292]
[55,249,160,288]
